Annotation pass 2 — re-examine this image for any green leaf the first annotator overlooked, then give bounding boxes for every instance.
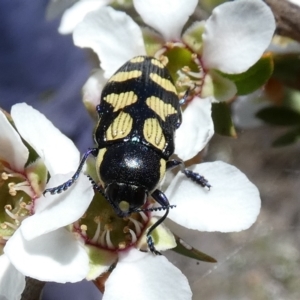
[273,54,300,90]
[212,102,236,137]
[172,234,217,262]
[272,127,300,147]
[256,106,300,126]
[172,235,217,263]
[220,54,274,95]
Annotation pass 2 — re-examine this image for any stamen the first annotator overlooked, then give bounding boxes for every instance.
[4,205,18,220]
[1,172,10,180]
[154,47,167,59]
[128,217,143,236]
[105,229,115,250]
[3,222,18,230]
[139,211,148,223]
[100,229,107,247]
[91,221,101,243]
[182,66,203,79]
[8,182,17,196]
[124,227,137,244]
[80,224,88,238]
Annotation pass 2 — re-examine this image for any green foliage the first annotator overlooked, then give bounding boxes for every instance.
[220,54,274,95]
[273,54,300,91]
[256,105,300,147]
[172,234,217,262]
[212,102,236,137]
[272,127,300,147]
[256,106,300,126]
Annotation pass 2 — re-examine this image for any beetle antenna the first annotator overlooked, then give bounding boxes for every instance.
[43,148,99,195]
[87,175,110,202]
[134,205,176,213]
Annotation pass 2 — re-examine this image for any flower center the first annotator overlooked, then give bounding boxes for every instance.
[0,162,33,240]
[155,43,206,100]
[74,193,150,252]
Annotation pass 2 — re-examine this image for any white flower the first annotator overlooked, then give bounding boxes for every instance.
[0,104,94,299]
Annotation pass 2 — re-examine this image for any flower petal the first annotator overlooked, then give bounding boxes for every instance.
[232,91,269,129]
[11,103,79,176]
[0,110,28,172]
[85,245,117,280]
[166,161,261,232]
[103,248,192,300]
[175,98,214,161]
[202,0,275,73]
[201,70,237,102]
[82,69,106,110]
[4,228,89,282]
[0,254,25,300]
[73,7,146,78]
[136,218,176,252]
[58,0,111,34]
[134,0,198,41]
[21,173,93,240]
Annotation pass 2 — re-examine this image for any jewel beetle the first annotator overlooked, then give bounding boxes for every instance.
[44,56,210,255]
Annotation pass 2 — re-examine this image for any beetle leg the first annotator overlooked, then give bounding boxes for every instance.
[146,189,171,255]
[43,148,99,195]
[182,169,211,189]
[167,159,211,189]
[178,88,190,106]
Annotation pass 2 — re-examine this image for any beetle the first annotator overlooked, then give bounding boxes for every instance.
[44,56,210,255]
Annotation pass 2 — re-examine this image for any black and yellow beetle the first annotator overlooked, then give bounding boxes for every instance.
[44,56,210,254]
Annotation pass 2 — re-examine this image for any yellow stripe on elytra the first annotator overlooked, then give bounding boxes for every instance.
[109,70,142,82]
[130,56,145,63]
[143,118,166,151]
[96,148,107,186]
[104,91,138,112]
[106,111,132,141]
[151,59,165,69]
[146,96,177,121]
[149,73,177,94]
[159,158,166,183]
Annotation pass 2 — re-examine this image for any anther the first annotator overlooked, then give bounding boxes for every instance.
[118,242,126,250]
[80,224,88,237]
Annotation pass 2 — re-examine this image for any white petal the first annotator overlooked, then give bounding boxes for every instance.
[134,0,197,41]
[166,161,261,232]
[0,254,25,300]
[85,245,117,280]
[103,248,192,300]
[58,0,111,34]
[82,69,106,109]
[232,91,269,129]
[202,0,275,73]
[11,103,79,177]
[4,228,89,283]
[175,98,214,161]
[0,110,28,172]
[73,7,146,78]
[201,70,237,102]
[21,173,93,240]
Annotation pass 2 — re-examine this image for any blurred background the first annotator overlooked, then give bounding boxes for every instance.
[1,0,300,299]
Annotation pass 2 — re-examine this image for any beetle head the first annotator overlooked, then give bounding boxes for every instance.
[105,182,147,217]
